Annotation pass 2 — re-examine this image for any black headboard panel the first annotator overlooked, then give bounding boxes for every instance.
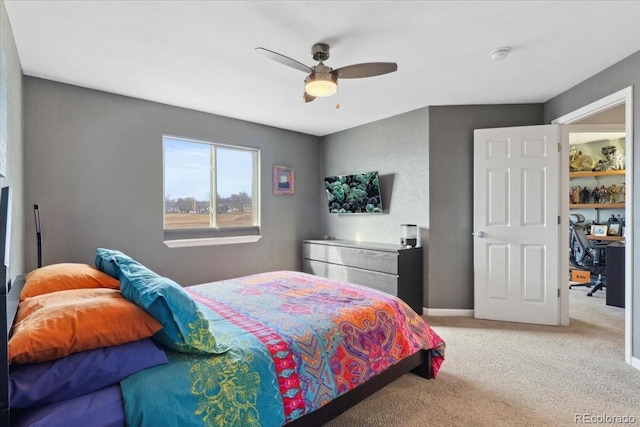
[0,186,11,296]
[1,274,23,426]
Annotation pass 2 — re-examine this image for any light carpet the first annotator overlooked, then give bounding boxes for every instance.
[326,287,640,426]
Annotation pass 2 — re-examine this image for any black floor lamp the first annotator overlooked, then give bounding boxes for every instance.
[34,204,42,268]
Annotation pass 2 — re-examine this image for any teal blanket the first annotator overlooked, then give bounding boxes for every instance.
[121,323,283,425]
[120,271,445,426]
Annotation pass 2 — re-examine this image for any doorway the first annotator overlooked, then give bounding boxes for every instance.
[553,87,634,366]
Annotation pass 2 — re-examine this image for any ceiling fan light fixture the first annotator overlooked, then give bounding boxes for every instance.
[305,72,338,97]
[257,44,397,103]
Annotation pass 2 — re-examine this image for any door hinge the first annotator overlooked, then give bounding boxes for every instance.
[558,215,561,225]
[557,143,561,152]
[558,288,561,298]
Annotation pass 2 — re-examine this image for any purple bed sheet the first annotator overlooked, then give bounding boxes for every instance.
[11,385,125,427]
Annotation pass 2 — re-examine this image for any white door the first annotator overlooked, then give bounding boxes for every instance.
[474,125,565,325]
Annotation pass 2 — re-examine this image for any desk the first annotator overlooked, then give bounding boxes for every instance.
[586,235,624,242]
[606,243,625,308]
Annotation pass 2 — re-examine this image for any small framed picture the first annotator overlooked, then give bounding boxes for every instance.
[273,165,294,195]
[607,223,622,236]
[590,224,608,237]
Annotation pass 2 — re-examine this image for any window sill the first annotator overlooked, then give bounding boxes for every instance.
[164,235,262,248]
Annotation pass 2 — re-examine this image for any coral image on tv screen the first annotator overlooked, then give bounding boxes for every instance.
[325,171,382,214]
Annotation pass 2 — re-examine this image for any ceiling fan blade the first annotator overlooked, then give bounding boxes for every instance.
[255,47,312,73]
[303,92,316,103]
[333,62,397,79]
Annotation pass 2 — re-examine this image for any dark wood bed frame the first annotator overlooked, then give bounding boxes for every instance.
[290,348,432,426]
[1,274,433,426]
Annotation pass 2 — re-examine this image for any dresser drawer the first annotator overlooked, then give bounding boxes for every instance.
[303,259,398,296]
[303,242,398,275]
[302,240,423,313]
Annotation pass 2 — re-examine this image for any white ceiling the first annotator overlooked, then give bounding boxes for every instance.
[5,1,640,137]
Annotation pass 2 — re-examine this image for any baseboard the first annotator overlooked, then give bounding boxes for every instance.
[632,356,640,371]
[422,308,474,317]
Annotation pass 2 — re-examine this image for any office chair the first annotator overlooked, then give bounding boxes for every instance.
[568,220,609,296]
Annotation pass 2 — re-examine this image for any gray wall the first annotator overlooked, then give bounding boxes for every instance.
[543,50,640,360]
[23,77,321,285]
[320,104,543,309]
[320,108,430,303]
[428,105,543,309]
[321,108,430,240]
[0,0,24,284]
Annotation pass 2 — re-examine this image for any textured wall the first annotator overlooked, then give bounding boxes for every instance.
[23,78,321,285]
[428,105,543,309]
[321,108,430,242]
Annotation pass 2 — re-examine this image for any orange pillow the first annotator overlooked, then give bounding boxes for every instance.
[9,288,162,364]
[21,263,120,301]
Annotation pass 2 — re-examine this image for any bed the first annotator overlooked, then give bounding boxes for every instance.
[1,248,445,426]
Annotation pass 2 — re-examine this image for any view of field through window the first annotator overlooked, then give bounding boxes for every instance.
[164,137,255,229]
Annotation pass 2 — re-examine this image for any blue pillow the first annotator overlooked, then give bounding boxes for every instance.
[10,338,168,408]
[94,248,228,354]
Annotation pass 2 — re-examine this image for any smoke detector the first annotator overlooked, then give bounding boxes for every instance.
[490,47,511,61]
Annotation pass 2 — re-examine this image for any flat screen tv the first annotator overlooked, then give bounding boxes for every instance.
[325,171,382,214]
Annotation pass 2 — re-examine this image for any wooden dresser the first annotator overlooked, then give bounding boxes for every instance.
[302,239,423,313]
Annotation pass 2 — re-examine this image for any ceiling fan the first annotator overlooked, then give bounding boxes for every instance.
[255,43,397,103]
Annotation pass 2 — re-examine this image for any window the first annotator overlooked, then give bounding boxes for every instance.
[163,135,260,246]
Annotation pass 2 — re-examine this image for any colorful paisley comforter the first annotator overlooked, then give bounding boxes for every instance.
[120,271,445,426]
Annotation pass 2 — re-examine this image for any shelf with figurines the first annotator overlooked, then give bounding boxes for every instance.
[569,183,625,209]
[570,202,625,209]
[569,170,625,178]
[570,144,625,175]
[569,143,626,210]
